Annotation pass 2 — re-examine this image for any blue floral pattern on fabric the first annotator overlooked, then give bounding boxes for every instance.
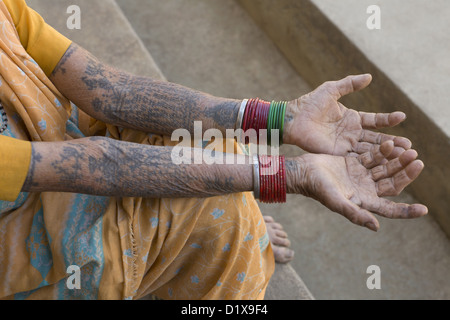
[211,208,224,220]
[15,206,53,300]
[56,194,109,299]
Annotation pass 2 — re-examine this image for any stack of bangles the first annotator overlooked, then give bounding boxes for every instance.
[236,98,288,203]
[253,154,286,204]
[236,98,287,145]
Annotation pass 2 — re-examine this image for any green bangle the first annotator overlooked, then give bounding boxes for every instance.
[274,101,281,145]
[267,102,271,144]
[280,101,287,144]
[277,102,283,146]
[267,100,287,145]
[268,101,275,144]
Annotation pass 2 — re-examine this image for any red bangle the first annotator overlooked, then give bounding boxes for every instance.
[261,100,270,143]
[277,157,282,203]
[250,99,256,131]
[256,99,263,133]
[258,155,286,203]
[242,99,271,144]
[250,99,258,129]
[278,157,282,203]
[264,155,270,203]
[273,158,278,203]
[281,158,284,203]
[278,156,283,203]
[263,155,269,203]
[262,101,270,144]
[257,100,264,133]
[268,156,273,203]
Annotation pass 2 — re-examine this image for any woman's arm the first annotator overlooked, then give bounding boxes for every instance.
[21,137,427,231]
[49,43,240,136]
[22,136,253,198]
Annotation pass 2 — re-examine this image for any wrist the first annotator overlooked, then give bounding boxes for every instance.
[282,100,300,145]
[285,155,308,195]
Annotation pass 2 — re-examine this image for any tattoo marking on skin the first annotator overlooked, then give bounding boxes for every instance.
[23,147,42,189]
[52,44,77,76]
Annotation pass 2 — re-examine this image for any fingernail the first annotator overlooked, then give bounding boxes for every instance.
[365,222,378,232]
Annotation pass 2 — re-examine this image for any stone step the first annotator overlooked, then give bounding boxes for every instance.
[27,0,164,79]
[237,0,450,239]
[114,0,450,299]
[25,0,313,300]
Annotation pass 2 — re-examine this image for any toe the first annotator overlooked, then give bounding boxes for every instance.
[272,222,284,230]
[273,245,295,264]
[276,230,288,239]
[272,236,291,247]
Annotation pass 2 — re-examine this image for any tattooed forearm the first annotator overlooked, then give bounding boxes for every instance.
[21,137,253,198]
[50,43,241,136]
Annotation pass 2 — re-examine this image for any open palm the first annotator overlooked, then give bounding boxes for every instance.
[283,74,412,160]
[288,143,428,231]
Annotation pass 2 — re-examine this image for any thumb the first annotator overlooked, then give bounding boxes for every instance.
[341,198,380,232]
[335,74,373,99]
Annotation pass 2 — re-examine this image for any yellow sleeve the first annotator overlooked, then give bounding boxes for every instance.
[0,135,31,202]
[4,0,72,77]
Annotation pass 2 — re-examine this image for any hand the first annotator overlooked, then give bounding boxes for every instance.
[283,74,412,161]
[285,141,428,231]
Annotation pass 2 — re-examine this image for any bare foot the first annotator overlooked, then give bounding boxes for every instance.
[264,216,294,264]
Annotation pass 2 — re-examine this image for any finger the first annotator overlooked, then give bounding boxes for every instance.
[354,141,402,162]
[389,146,407,160]
[340,199,380,232]
[371,149,418,181]
[332,74,373,99]
[393,137,412,150]
[353,142,374,154]
[357,141,394,169]
[350,151,388,164]
[376,160,425,196]
[359,111,407,130]
[353,140,394,155]
[360,130,412,150]
[365,198,428,219]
